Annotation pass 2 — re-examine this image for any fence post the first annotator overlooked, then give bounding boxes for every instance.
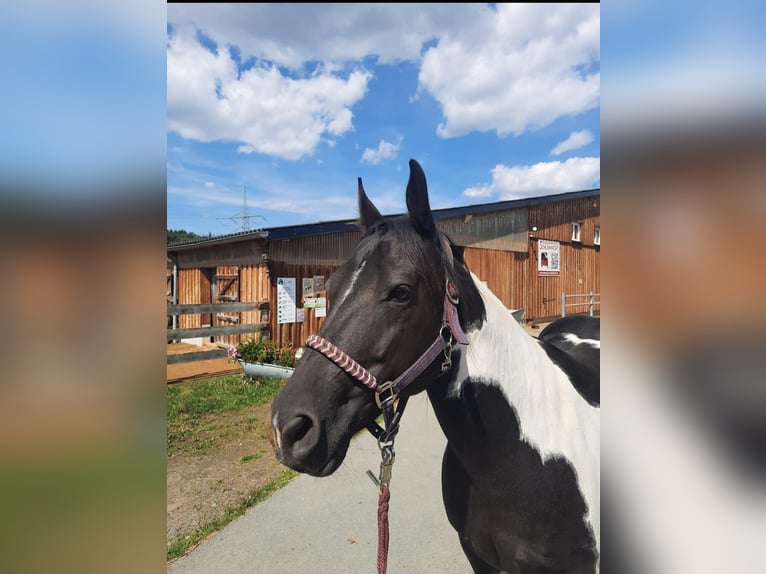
[561,292,566,318]
[589,292,594,317]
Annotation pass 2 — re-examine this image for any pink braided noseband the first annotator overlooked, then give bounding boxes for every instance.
[305,334,377,391]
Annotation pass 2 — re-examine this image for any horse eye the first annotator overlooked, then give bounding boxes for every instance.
[389,285,411,302]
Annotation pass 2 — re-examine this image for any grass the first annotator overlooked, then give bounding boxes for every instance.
[167,373,296,561]
[167,374,289,421]
[167,468,298,561]
[167,375,289,454]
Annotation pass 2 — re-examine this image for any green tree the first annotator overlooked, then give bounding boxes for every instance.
[167,229,206,244]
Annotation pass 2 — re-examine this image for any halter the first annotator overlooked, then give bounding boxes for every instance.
[304,271,469,574]
[305,278,469,444]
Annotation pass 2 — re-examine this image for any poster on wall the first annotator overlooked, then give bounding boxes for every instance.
[315,297,327,318]
[313,275,325,294]
[302,278,315,298]
[538,239,560,277]
[276,277,297,324]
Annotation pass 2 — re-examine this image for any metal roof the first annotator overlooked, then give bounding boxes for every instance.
[167,188,600,251]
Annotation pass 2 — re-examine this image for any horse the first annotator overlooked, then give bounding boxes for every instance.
[271,159,600,573]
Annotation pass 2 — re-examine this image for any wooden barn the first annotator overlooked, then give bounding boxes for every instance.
[167,188,600,350]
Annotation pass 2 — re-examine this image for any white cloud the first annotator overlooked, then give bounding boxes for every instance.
[167,26,371,161]
[204,181,215,188]
[464,157,600,200]
[361,137,402,165]
[550,130,595,156]
[167,5,600,155]
[419,4,599,138]
[167,4,476,70]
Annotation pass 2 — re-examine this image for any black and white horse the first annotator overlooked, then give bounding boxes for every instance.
[271,160,600,573]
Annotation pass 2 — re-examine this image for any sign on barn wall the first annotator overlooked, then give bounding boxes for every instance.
[538,239,560,277]
[315,297,327,318]
[277,277,297,324]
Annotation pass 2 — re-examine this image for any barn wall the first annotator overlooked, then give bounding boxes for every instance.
[525,241,600,321]
[269,231,362,266]
[174,239,266,269]
[528,196,601,245]
[169,193,600,347]
[177,268,202,330]
[436,209,528,252]
[524,196,600,321]
[267,232,362,347]
[462,248,527,312]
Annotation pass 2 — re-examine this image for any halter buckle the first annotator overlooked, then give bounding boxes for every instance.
[375,380,397,411]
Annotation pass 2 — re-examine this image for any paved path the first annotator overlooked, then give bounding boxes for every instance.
[168,393,472,573]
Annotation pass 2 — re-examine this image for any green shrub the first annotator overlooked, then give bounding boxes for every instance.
[230,337,296,368]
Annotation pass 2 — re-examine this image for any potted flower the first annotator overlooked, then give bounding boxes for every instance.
[229,337,296,379]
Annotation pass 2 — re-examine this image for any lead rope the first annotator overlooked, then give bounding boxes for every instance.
[374,444,395,574]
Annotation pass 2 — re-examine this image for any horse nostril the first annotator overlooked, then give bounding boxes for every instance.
[281,413,320,457]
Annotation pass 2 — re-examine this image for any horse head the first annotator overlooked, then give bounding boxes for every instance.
[270,159,482,476]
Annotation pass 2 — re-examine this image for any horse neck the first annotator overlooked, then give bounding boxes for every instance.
[453,273,575,409]
[433,272,601,542]
[454,273,599,448]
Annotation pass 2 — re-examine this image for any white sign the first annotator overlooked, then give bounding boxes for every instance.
[276,277,297,324]
[538,239,560,277]
[315,297,327,318]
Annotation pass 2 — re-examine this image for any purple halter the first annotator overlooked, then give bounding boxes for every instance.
[305,278,469,444]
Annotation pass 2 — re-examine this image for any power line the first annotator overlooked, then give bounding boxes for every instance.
[217,184,267,231]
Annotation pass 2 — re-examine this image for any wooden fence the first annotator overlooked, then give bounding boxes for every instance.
[167,302,268,363]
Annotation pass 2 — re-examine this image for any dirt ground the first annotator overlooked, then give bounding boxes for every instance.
[166,322,553,550]
[166,404,287,544]
[167,342,289,548]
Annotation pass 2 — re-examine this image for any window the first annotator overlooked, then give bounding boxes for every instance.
[571,222,581,242]
[594,226,600,246]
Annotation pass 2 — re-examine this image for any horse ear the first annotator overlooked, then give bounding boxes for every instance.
[357,177,382,230]
[406,159,436,237]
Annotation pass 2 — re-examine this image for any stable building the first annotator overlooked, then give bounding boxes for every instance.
[167,188,600,349]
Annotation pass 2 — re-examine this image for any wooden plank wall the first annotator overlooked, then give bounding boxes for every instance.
[526,196,600,320]
[177,268,202,330]
[462,248,527,312]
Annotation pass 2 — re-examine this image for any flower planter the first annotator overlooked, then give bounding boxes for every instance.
[238,359,294,379]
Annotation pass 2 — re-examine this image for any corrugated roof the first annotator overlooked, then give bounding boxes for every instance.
[167,188,600,251]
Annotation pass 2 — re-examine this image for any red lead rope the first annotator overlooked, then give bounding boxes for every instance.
[377,484,391,574]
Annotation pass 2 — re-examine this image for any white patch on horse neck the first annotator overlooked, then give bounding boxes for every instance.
[449,273,600,554]
[563,333,601,349]
[337,259,366,306]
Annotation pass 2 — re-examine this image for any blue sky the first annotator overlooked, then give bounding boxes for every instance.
[168,4,600,236]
